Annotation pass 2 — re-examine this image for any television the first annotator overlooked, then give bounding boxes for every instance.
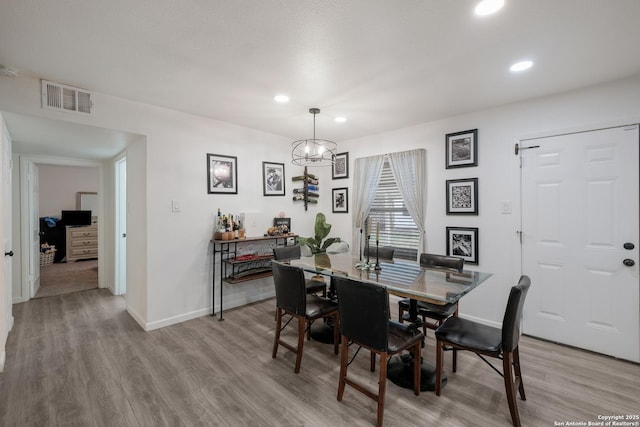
[61,210,92,226]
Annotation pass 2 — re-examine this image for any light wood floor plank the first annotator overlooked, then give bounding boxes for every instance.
[1,289,638,426]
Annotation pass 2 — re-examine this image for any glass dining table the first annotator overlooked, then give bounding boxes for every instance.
[285,252,493,391]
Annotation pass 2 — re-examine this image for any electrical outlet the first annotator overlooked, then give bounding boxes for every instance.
[171,200,181,212]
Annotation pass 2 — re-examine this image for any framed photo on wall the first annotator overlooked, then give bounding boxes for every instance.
[207,153,237,194]
[332,187,349,213]
[446,178,478,215]
[446,226,478,265]
[446,129,478,169]
[332,152,349,179]
[262,161,286,196]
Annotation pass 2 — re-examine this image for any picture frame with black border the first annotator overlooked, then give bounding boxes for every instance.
[332,187,349,213]
[446,178,478,215]
[262,161,286,196]
[446,226,478,265]
[207,153,237,194]
[446,129,478,169]
[332,152,349,179]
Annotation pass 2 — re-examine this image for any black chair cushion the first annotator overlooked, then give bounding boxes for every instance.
[435,317,502,356]
[398,298,457,320]
[305,294,338,319]
[387,320,423,354]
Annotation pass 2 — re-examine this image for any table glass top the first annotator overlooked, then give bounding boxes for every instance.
[286,253,492,304]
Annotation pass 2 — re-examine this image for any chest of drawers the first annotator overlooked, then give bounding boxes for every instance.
[66,223,98,262]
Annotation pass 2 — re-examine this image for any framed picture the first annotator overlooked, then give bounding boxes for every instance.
[332,187,349,213]
[207,153,237,194]
[446,227,478,265]
[446,129,478,169]
[446,178,478,215]
[332,152,349,179]
[262,161,285,196]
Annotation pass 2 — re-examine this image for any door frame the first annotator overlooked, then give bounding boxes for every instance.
[18,155,103,301]
[114,153,126,296]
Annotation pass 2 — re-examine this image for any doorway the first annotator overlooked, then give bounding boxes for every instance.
[19,156,102,301]
[520,124,639,362]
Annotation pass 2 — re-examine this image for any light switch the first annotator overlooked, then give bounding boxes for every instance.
[500,200,512,214]
[171,200,181,212]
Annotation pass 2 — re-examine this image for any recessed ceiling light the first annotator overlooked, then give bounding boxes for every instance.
[274,94,290,103]
[510,60,533,72]
[334,117,347,123]
[474,0,505,16]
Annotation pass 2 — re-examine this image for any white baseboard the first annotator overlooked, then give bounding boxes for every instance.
[145,307,211,331]
[126,305,147,331]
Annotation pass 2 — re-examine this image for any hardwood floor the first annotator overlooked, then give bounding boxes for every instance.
[1,290,638,426]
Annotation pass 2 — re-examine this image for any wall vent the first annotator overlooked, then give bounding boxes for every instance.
[41,80,94,116]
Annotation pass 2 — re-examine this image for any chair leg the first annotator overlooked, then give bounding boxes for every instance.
[412,342,421,396]
[337,335,349,402]
[503,351,522,427]
[452,348,458,373]
[272,308,282,358]
[370,351,376,372]
[333,313,340,355]
[377,352,388,427]
[398,305,405,323]
[513,347,526,400]
[294,316,305,374]
[435,339,444,396]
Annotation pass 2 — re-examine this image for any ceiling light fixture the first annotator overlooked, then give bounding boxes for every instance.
[474,0,505,16]
[334,116,347,123]
[0,65,18,77]
[291,108,337,167]
[510,60,533,72]
[274,94,290,103]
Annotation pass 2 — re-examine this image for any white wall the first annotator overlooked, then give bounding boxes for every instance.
[2,73,639,332]
[37,164,98,217]
[331,75,640,326]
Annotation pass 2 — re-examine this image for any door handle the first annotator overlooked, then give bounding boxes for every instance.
[623,259,635,267]
[623,242,635,250]
[4,251,13,257]
[122,233,126,238]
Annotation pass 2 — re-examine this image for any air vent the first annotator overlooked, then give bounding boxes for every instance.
[41,80,94,116]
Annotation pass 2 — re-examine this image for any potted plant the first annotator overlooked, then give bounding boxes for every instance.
[299,213,342,255]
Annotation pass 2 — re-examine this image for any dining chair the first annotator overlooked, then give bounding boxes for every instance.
[273,245,327,297]
[271,262,339,373]
[334,276,423,427]
[398,253,464,369]
[434,275,531,427]
[364,246,395,260]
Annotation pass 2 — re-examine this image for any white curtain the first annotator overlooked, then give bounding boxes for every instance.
[388,149,426,259]
[351,154,385,256]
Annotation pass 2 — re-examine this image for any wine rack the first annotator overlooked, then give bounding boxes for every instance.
[291,166,319,211]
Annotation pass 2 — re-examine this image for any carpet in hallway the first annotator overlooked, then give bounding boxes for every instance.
[35,259,98,298]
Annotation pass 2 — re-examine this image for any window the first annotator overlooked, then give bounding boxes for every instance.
[367,160,420,260]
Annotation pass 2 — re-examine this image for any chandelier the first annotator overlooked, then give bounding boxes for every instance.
[291,108,337,167]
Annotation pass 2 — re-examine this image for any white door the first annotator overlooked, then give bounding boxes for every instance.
[521,125,639,362]
[1,121,11,371]
[115,157,126,295]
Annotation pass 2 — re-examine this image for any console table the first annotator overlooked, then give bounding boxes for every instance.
[210,234,297,320]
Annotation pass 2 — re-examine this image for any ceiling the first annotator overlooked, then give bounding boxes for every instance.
[1,0,640,158]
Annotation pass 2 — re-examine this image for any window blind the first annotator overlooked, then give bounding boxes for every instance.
[367,160,420,260]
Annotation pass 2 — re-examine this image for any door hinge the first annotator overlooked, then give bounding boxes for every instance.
[514,143,541,155]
